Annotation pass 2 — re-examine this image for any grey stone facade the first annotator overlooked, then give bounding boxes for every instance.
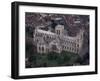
[33,24,84,54]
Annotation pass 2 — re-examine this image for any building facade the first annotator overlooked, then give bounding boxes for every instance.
[33,24,84,54]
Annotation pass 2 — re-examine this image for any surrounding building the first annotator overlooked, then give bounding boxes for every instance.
[33,24,84,54]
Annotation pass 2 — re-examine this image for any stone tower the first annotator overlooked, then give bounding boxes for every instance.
[55,24,64,36]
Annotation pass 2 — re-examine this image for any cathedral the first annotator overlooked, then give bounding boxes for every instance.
[33,24,84,54]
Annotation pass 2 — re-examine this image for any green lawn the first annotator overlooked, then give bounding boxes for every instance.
[26,51,82,68]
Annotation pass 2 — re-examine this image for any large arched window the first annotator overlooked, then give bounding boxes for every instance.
[52,45,57,51]
[77,44,79,48]
[67,47,69,50]
[57,30,60,35]
[39,46,41,51]
[42,46,44,52]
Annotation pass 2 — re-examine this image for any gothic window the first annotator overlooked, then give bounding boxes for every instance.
[57,30,59,34]
[57,30,60,35]
[57,30,58,34]
[67,47,69,50]
[70,42,72,46]
[77,44,79,48]
[70,47,71,50]
[42,47,44,52]
[65,47,66,49]
[52,45,57,51]
[59,30,60,35]
[58,30,60,35]
[72,48,74,51]
[39,46,41,51]
[62,46,64,49]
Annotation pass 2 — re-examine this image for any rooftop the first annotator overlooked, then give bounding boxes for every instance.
[37,29,55,35]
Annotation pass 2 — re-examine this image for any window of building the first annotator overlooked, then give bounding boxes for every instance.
[67,47,69,50]
[57,30,60,35]
[42,47,44,52]
[72,48,74,51]
[58,30,60,35]
[52,45,57,51]
[57,30,59,34]
[39,46,41,51]
[65,47,66,49]
[77,44,79,48]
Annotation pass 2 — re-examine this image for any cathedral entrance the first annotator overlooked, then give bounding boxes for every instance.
[51,44,58,52]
